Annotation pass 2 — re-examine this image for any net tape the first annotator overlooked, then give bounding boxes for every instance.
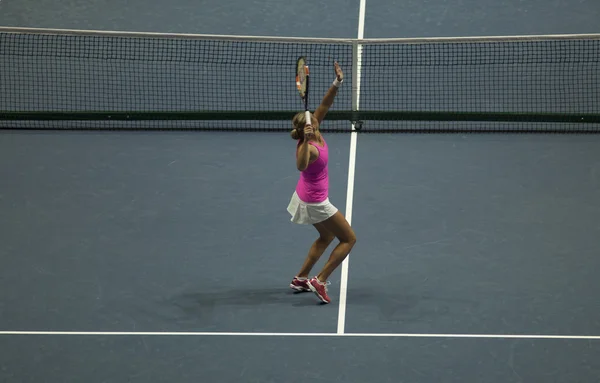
[1,27,599,133]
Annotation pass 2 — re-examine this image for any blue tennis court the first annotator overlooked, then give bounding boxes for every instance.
[1,0,600,381]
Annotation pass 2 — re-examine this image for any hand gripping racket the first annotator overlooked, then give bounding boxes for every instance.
[295,56,311,125]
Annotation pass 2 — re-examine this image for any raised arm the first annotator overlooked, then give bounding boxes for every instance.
[296,134,319,171]
[313,62,344,124]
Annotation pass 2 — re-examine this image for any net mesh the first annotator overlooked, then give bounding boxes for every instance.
[1,28,599,133]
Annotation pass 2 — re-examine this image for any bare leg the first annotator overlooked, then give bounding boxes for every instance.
[297,223,335,278]
[315,211,356,282]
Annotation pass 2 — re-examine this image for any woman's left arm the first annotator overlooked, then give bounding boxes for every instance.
[313,62,344,124]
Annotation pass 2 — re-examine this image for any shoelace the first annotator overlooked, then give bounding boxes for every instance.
[317,279,331,291]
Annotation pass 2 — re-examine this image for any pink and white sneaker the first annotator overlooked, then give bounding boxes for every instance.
[308,277,331,304]
[290,277,311,292]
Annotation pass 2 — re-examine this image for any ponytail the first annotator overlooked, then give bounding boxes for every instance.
[290,128,301,140]
[291,112,318,140]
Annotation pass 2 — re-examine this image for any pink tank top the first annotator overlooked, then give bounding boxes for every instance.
[295,138,329,203]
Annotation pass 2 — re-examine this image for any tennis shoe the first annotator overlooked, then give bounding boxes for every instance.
[308,277,331,304]
[290,277,311,292]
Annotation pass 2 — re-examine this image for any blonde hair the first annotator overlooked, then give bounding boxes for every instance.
[290,112,319,140]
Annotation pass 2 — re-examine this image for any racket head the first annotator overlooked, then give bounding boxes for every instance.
[295,56,309,101]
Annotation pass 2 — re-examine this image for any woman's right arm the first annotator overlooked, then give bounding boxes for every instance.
[296,126,319,171]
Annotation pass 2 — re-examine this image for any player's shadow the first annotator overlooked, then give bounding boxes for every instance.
[171,287,323,318]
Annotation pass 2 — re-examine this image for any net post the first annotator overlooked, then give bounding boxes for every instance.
[351,41,362,131]
[351,41,359,112]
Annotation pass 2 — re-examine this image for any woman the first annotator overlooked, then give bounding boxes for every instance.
[287,62,357,304]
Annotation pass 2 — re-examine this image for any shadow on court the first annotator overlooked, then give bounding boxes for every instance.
[170,288,327,316]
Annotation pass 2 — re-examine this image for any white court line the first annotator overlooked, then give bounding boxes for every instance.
[1,331,600,340]
[357,0,367,41]
[336,129,356,334]
[336,0,367,335]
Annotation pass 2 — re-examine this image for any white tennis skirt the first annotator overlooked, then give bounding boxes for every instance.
[287,191,338,225]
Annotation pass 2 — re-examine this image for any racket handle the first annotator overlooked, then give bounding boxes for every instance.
[305,111,311,126]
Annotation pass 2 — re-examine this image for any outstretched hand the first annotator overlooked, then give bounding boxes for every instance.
[334,61,344,82]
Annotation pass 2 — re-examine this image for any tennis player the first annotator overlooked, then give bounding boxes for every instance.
[287,62,356,304]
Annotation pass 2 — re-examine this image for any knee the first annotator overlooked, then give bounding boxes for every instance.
[340,231,356,247]
[347,232,357,246]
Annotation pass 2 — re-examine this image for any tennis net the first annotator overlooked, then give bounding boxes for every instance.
[1,27,599,133]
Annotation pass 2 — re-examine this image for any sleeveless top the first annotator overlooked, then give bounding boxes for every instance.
[295,138,329,203]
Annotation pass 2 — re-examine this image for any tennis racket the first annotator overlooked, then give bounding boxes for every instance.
[295,56,311,125]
